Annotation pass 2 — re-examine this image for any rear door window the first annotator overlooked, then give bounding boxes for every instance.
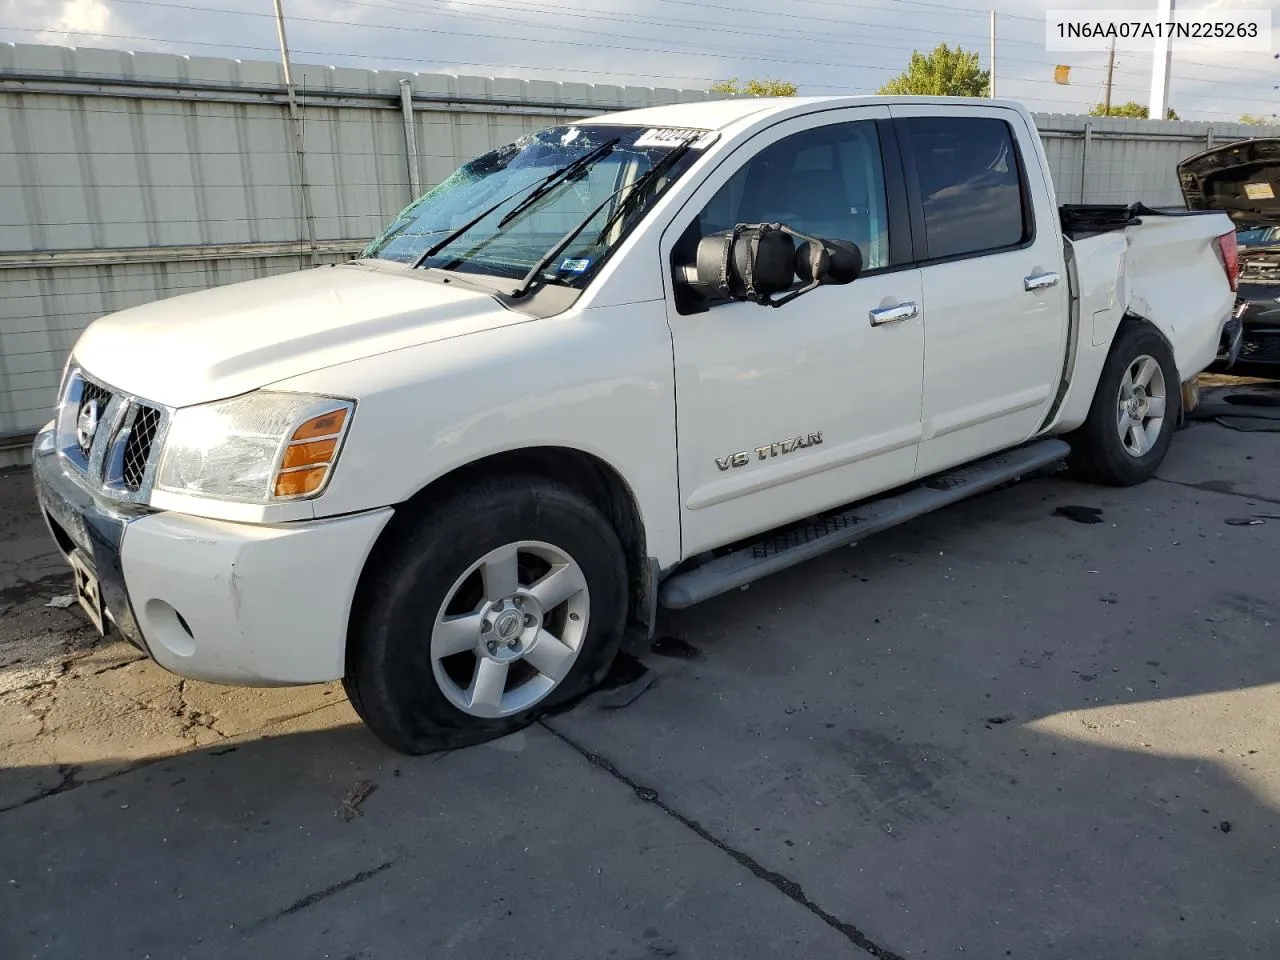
[897,116,1033,262]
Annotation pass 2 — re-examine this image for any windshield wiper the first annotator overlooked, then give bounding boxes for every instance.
[412,137,621,269]
[412,183,544,268]
[508,137,699,300]
[496,137,620,229]
[592,133,700,245]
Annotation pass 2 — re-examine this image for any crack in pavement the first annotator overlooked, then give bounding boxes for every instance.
[542,723,905,960]
[1155,476,1280,507]
[246,861,396,929]
[0,696,348,815]
[88,656,149,677]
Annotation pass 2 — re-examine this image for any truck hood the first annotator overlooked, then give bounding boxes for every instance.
[1178,139,1280,226]
[73,263,525,407]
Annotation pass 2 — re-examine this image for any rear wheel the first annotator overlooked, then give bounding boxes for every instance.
[343,475,627,754]
[1068,322,1180,486]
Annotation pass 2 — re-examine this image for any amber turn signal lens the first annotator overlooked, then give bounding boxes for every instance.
[292,408,348,442]
[274,467,327,498]
[280,438,337,470]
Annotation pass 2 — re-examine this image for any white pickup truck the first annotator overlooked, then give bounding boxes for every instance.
[33,96,1238,753]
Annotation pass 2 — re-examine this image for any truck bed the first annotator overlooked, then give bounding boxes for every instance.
[1059,203,1219,240]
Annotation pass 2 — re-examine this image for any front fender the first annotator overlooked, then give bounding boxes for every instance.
[269,302,683,568]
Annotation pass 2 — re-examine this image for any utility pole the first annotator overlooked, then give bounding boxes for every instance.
[989,10,997,98]
[1149,0,1174,120]
[273,0,319,265]
[1103,37,1116,113]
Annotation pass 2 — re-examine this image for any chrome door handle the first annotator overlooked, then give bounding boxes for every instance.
[869,302,919,326]
[1024,271,1061,292]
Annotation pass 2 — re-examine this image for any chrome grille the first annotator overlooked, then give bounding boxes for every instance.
[122,404,162,490]
[54,366,172,504]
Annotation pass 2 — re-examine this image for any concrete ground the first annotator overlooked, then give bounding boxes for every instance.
[2,382,1278,960]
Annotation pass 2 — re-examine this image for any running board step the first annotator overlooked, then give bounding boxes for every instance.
[658,439,1071,610]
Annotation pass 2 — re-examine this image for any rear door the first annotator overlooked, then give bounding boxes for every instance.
[889,106,1069,477]
[659,108,926,556]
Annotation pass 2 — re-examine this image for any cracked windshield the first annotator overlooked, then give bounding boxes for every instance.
[363,124,713,289]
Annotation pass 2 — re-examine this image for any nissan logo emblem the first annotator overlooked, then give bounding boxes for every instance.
[77,398,101,451]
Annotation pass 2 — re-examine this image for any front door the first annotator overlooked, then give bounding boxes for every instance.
[661,109,927,556]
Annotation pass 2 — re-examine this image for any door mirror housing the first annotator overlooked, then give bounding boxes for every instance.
[677,223,862,308]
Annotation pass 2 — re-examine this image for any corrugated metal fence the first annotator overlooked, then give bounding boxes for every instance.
[1034,112,1280,207]
[3,41,1279,462]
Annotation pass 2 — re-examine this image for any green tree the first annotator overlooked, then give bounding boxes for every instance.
[1089,101,1179,120]
[1240,113,1276,125]
[877,43,989,97]
[709,77,798,97]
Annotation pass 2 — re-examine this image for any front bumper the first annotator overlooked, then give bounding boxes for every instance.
[33,426,150,650]
[1237,322,1280,367]
[1213,294,1280,370]
[32,427,394,686]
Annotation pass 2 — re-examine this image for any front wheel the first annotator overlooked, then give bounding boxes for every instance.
[1068,322,1181,486]
[343,475,628,754]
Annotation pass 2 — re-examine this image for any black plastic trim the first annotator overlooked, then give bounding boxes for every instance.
[874,118,915,270]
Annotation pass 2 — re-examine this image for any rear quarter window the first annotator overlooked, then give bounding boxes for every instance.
[898,116,1033,262]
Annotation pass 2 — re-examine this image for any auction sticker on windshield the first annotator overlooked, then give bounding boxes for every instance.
[633,128,717,150]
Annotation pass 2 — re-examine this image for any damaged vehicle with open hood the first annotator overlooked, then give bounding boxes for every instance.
[1179,138,1280,376]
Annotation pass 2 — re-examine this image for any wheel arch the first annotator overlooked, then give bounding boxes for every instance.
[1115,309,1179,374]
[1046,309,1181,435]
[352,445,654,640]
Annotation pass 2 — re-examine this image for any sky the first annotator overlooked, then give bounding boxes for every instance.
[1,0,1276,122]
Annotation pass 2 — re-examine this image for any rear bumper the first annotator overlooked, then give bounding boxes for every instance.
[1215,312,1245,368]
[32,425,394,686]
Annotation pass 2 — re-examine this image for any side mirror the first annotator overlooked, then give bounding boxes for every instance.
[678,223,862,308]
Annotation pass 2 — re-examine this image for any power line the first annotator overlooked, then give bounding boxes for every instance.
[6,4,1271,116]
[90,0,1271,97]
[102,0,1072,73]
[333,0,1280,90]
[349,0,1056,52]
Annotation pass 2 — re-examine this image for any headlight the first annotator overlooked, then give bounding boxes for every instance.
[156,391,354,503]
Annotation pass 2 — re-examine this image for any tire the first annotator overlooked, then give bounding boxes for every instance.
[343,474,628,755]
[1068,321,1181,486]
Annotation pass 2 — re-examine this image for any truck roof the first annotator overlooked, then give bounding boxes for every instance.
[590,95,1028,131]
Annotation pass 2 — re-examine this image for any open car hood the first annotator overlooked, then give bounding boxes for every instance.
[1178,139,1280,226]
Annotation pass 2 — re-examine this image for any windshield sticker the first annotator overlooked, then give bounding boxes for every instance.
[633,128,716,150]
[1245,182,1275,200]
[559,257,592,274]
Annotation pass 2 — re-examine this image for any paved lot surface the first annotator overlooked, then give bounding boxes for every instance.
[2,382,1278,960]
